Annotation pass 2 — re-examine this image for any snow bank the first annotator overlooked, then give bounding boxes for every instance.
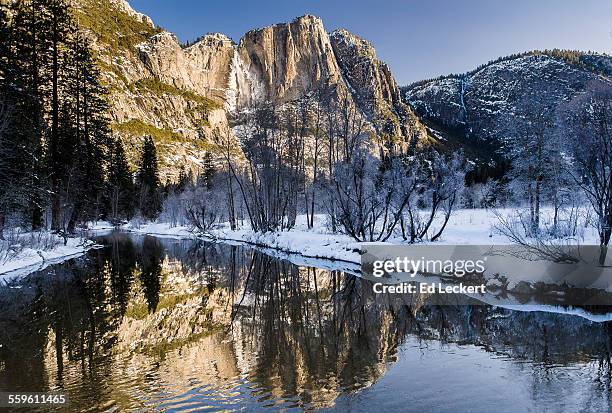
[130,215,362,264]
[127,208,606,294]
[0,234,98,281]
[130,208,600,263]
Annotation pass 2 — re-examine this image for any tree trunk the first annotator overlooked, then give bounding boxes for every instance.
[0,208,5,240]
[227,174,236,231]
[51,194,61,232]
[599,218,612,266]
[599,243,609,266]
[534,178,541,234]
[31,196,43,231]
[67,203,81,235]
[50,11,60,232]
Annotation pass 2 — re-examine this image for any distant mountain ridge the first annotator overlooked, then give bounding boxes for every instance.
[402,50,612,161]
[406,49,612,89]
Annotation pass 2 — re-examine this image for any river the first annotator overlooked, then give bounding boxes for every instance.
[0,232,610,412]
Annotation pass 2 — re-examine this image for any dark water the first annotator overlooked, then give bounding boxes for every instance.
[0,232,611,412]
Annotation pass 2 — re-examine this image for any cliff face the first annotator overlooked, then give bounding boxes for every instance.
[184,33,236,101]
[73,0,234,181]
[69,1,612,178]
[232,15,342,107]
[73,2,430,179]
[330,29,424,141]
[403,53,612,146]
[229,16,426,142]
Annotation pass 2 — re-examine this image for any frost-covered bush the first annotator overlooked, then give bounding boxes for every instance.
[0,229,64,264]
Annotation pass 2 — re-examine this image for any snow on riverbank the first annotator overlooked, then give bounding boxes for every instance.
[127,208,608,295]
[130,208,600,264]
[2,208,599,286]
[131,215,363,263]
[0,232,98,280]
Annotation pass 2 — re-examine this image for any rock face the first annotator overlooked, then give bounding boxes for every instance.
[71,1,612,178]
[73,0,235,181]
[330,29,423,140]
[184,33,236,101]
[228,16,425,142]
[233,15,342,107]
[73,2,430,179]
[403,53,612,145]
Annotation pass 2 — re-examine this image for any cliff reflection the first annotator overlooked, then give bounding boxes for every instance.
[0,232,611,412]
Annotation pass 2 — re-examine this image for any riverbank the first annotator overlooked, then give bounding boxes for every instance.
[129,209,610,296]
[132,208,600,263]
[0,231,99,279]
[1,208,603,293]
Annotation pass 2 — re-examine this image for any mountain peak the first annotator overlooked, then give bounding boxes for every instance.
[242,13,326,38]
[331,28,377,59]
[292,14,323,24]
[184,33,235,50]
[108,0,154,27]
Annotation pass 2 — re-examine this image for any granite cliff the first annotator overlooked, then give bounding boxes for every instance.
[73,1,428,179]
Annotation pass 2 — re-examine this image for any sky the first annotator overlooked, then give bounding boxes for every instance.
[129,0,611,85]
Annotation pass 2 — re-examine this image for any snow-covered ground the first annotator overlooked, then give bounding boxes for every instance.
[131,208,600,265]
[0,231,100,281]
[1,208,602,292]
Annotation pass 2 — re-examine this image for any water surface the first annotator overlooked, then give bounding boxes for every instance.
[0,232,610,412]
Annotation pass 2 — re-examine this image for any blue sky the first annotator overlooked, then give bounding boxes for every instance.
[129,0,611,84]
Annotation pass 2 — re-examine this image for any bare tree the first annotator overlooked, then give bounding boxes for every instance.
[184,186,221,234]
[405,150,466,243]
[558,81,612,264]
[502,96,558,235]
[232,101,303,232]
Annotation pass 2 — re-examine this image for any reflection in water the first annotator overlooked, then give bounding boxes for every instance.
[139,237,163,314]
[0,232,611,412]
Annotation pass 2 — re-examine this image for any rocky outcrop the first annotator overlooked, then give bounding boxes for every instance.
[73,1,612,179]
[73,0,234,181]
[330,29,424,140]
[137,31,205,92]
[229,15,426,144]
[233,15,342,106]
[184,33,236,101]
[108,0,152,26]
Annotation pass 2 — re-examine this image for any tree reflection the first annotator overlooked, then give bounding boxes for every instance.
[139,236,164,313]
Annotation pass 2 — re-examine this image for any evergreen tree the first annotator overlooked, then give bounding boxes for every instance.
[0,0,112,233]
[0,3,14,237]
[5,0,51,229]
[47,0,75,231]
[137,136,161,219]
[107,138,134,222]
[64,33,111,232]
[175,168,190,193]
[201,152,216,189]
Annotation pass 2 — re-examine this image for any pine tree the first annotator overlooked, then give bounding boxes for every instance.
[47,0,75,231]
[64,34,111,232]
[0,0,113,233]
[137,136,161,219]
[3,0,54,230]
[0,4,14,237]
[107,138,134,223]
[175,168,190,193]
[201,152,216,189]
